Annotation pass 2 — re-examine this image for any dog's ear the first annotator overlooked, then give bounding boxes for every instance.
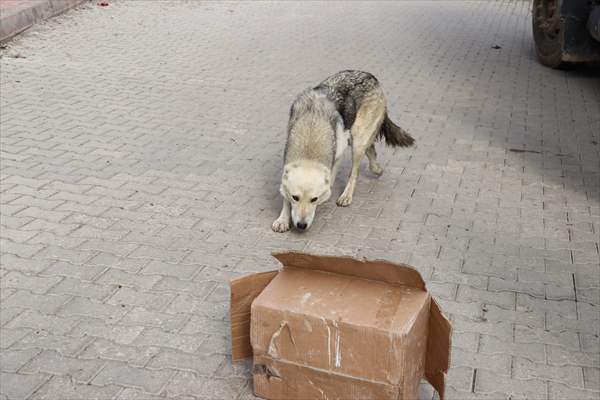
[283,164,295,181]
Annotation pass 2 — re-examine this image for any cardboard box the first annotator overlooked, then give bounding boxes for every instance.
[230,252,452,400]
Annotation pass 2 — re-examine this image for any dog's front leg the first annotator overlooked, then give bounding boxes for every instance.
[272,198,291,232]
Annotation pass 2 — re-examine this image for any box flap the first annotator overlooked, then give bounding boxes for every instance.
[230,270,278,360]
[272,251,425,290]
[425,298,452,400]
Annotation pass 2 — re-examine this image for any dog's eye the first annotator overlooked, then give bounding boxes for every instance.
[311,197,318,203]
[292,195,299,201]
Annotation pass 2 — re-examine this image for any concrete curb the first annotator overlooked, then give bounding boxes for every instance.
[0,0,88,42]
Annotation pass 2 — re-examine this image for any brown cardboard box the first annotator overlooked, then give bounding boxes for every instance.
[230,252,452,400]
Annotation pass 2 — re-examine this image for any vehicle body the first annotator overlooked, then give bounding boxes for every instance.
[532,0,600,68]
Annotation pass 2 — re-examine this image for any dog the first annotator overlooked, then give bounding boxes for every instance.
[272,70,414,233]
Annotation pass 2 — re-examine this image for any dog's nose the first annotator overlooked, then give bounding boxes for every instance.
[296,222,307,230]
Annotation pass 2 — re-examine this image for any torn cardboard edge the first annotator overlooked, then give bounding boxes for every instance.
[229,251,452,399]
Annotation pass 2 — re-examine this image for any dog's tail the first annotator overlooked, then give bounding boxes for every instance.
[378,114,415,147]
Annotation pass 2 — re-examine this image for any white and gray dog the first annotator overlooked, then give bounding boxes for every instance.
[273,70,414,232]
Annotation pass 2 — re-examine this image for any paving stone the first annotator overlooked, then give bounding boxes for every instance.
[0,239,45,258]
[9,195,63,210]
[139,260,201,280]
[48,277,116,300]
[515,325,581,350]
[214,356,253,378]
[0,307,23,327]
[56,202,109,217]
[77,239,138,257]
[69,320,144,345]
[479,334,545,363]
[483,304,545,328]
[451,348,512,376]
[164,295,228,320]
[584,367,600,390]
[5,310,78,336]
[70,225,128,241]
[106,287,175,311]
[20,350,105,383]
[164,371,245,399]
[0,228,38,243]
[546,312,598,335]
[547,345,599,368]
[446,366,474,392]
[513,357,584,388]
[93,255,149,274]
[445,387,513,400]
[33,245,96,265]
[27,232,87,250]
[0,216,34,230]
[58,296,128,322]
[0,328,31,349]
[147,349,225,376]
[0,272,61,294]
[20,219,81,236]
[180,316,228,336]
[11,331,91,357]
[50,191,99,205]
[119,307,188,332]
[548,382,600,400]
[457,285,515,309]
[39,260,106,281]
[0,255,48,274]
[152,276,215,298]
[92,362,174,394]
[475,370,547,399]
[489,276,545,298]
[113,388,165,400]
[0,348,40,373]
[197,334,231,355]
[30,376,121,400]
[451,330,479,352]
[133,328,206,354]
[435,299,484,321]
[581,334,600,353]
[1,291,69,314]
[79,338,160,367]
[0,372,48,400]
[128,246,189,264]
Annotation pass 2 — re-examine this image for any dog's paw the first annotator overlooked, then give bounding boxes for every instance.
[272,218,290,233]
[336,193,353,207]
[370,164,384,177]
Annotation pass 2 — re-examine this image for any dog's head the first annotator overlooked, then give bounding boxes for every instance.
[280,161,331,231]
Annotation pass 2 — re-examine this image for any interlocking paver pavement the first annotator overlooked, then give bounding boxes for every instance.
[1,1,599,399]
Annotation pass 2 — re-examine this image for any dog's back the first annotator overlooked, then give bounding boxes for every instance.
[284,89,341,168]
[316,70,414,148]
[314,70,379,129]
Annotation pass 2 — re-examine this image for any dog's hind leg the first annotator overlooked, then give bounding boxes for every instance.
[272,199,291,232]
[366,144,384,176]
[337,94,385,207]
[336,138,368,207]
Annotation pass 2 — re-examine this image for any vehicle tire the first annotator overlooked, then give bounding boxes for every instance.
[532,0,574,69]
